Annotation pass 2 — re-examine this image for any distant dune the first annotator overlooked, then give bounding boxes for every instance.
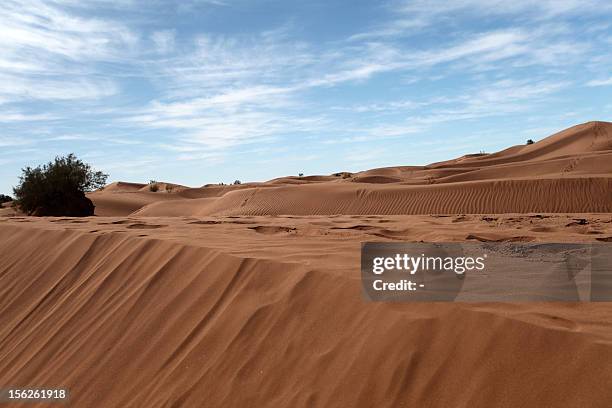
[89,121,612,217]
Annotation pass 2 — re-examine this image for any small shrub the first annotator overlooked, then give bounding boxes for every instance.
[233,180,241,185]
[149,180,159,192]
[333,172,352,179]
[526,139,535,145]
[0,194,12,204]
[13,153,107,216]
[298,173,304,177]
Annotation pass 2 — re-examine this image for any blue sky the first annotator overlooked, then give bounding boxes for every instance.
[1,0,611,193]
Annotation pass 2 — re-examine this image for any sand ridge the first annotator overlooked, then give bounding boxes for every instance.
[87,121,612,217]
[1,214,612,407]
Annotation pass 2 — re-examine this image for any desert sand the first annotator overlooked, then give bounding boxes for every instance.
[85,121,612,217]
[1,121,612,407]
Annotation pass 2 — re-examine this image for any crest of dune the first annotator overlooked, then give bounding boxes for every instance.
[85,121,612,217]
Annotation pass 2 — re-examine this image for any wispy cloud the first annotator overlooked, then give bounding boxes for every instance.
[0,110,58,122]
[397,0,612,19]
[348,18,429,41]
[586,77,612,87]
[0,0,134,103]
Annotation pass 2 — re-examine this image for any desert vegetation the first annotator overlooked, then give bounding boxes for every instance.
[149,180,159,192]
[12,153,107,216]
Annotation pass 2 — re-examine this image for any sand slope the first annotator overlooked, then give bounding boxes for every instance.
[89,182,187,216]
[1,215,612,407]
[133,177,612,216]
[93,121,612,217]
[2,121,612,407]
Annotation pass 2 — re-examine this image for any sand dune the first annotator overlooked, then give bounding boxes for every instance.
[88,191,182,216]
[2,121,612,407]
[133,177,612,216]
[91,121,612,217]
[102,181,148,192]
[1,215,612,407]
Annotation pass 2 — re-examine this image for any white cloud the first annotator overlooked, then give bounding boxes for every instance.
[0,0,133,103]
[397,0,611,18]
[417,30,528,65]
[152,33,315,99]
[0,111,58,122]
[0,1,136,63]
[348,18,429,41]
[146,85,295,116]
[352,0,612,42]
[586,77,612,87]
[0,74,118,101]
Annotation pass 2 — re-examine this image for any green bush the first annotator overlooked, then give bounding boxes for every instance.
[13,154,107,216]
[0,194,12,204]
